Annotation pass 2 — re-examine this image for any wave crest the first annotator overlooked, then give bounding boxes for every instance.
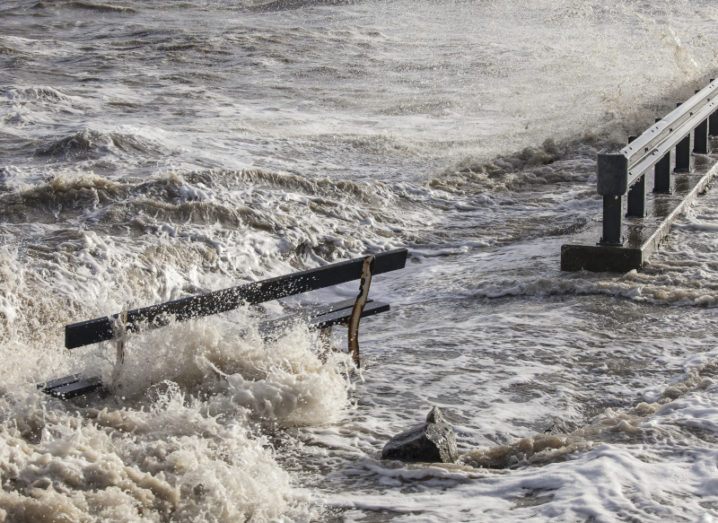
[36,129,166,159]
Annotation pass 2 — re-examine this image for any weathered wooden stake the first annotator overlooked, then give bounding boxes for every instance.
[348,256,374,368]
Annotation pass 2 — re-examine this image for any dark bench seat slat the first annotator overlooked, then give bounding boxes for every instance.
[38,373,83,391]
[309,300,389,329]
[42,376,103,399]
[259,299,389,335]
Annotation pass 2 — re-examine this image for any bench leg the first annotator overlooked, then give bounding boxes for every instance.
[110,309,128,394]
[317,326,334,363]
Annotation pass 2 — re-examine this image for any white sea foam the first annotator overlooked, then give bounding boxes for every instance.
[0,387,306,522]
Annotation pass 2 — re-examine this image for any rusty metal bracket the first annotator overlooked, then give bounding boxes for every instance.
[347,255,374,368]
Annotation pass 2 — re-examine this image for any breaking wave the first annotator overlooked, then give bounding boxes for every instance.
[36,129,167,160]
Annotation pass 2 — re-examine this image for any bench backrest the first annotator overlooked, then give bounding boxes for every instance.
[65,248,408,349]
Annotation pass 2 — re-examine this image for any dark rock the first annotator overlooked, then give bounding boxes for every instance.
[381,407,458,463]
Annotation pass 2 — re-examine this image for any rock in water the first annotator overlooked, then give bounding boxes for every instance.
[381,407,458,463]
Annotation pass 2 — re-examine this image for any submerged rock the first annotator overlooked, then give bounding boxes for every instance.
[381,407,458,463]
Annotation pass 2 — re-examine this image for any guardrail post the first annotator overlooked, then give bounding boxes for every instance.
[694,118,710,154]
[711,80,718,137]
[675,133,694,173]
[626,176,646,217]
[600,195,623,245]
[654,149,674,194]
[674,101,694,173]
[625,136,646,217]
[597,153,627,246]
[710,110,718,136]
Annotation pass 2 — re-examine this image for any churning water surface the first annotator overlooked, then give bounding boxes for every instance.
[2,0,718,521]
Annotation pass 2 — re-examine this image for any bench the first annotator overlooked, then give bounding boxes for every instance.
[39,248,408,399]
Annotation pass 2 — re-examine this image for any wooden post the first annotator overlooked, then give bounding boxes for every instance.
[347,256,374,368]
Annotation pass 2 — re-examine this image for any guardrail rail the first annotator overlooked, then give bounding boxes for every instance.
[562,79,718,272]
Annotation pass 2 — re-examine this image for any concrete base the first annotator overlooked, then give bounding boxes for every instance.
[561,244,643,272]
[562,152,718,273]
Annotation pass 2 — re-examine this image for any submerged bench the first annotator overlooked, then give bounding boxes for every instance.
[40,248,409,399]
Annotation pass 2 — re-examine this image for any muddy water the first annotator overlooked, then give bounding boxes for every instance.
[1,0,718,521]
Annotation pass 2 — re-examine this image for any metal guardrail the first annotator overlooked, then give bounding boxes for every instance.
[597,79,718,246]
